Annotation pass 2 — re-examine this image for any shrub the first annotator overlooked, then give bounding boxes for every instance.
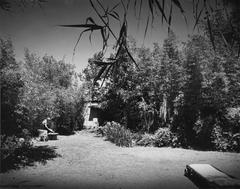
[0,133,33,168]
[101,121,132,147]
[15,51,85,136]
[193,116,214,149]
[134,128,183,147]
[225,107,240,133]
[132,132,143,143]
[154,127,174,147]
[18,129,32,142]
[135,128,183,147]
[211,125,240,152]
[210,108,240,152]
[1,135,21,161]
[1,134,59,172]
[55,88,85,135]
[136,133,155,146]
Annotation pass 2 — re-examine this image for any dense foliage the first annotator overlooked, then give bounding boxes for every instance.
[82,9,240,152]
[1,38,85,171]
[135,127,182,148]
[99,121,132,147]
[0,39,23,135]
[16,50,85,135]
[1,40,85,136]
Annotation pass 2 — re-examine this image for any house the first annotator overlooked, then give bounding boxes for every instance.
[83,101,101,129]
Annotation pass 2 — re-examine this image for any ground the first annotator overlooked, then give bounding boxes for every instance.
[1,130,240,189]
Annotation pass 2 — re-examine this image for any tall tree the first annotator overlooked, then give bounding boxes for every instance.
[17,50,80,133]
[0,39,23,135]
[181,35,206,144]
[160,31,184,125]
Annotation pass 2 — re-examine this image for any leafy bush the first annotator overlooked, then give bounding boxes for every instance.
[0,128,61,173]
[1,135,21,161]
[132,132,143,143]
[0,133,33,168]
[211,125,240,152]
[138,98,155,132]
[15,51,85,135]
[225,107,240,133]
[135,128,182,147]
[55,88,85,135]
[100,121,132,147]
[136,133,155,146]
[193,116,215,149]
[208,108,240,152]
[154,128,174,147]
[1,134,59,172]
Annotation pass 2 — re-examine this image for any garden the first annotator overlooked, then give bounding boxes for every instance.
[1,0,240,176]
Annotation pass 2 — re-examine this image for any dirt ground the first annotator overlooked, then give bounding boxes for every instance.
[1,130,240,189]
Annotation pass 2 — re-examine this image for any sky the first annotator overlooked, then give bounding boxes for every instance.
[0,0,196,73]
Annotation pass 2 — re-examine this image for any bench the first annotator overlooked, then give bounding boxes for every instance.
[38,129,48,141]
[185,164,240,188]
[48,132,58,140]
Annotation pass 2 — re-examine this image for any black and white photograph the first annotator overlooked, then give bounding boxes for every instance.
[1,0,240,188]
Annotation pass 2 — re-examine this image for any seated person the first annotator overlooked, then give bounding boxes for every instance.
[42,117,54,133]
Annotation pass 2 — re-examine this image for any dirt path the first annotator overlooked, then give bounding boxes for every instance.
[1,130,240,189]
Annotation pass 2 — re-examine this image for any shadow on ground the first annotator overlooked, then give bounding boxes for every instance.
[0,145,61,173]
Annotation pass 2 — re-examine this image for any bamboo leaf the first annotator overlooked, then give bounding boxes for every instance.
[125,46,139,69]
[89,30,93,44]
[155,0,167,23]
[172,0,187,25]
[121,0,127,13]
[110,2,120,12]
[206,14,215,51]
[101,28,108,51]
[148,0,154,18]
[93,61,114,66]
[96,0,106,12]
[237,42,240,58]
[172,0,184,13]
[100,64,113,87]
[113,11,120,20]
[144,15,150,40]
[107,57,117,61]
[168,1,173,33]
[116,22,127,50]
[86,17,96,24]
[60,23,104,52]
[115,39,124,58]
[193,6,204,30]
[220,32,231,51]
[90,0,119,44]
[134,0,137,16]
[59,24,103,30]
[73,28,92,57]
[193,0,195,16]
[138,0,143,20]
[195,0,200,18]
[94,65,108,83]
[162,0,165,24]
[109,12,120,21]
[106,30,110,41]
[126,0,130,11]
